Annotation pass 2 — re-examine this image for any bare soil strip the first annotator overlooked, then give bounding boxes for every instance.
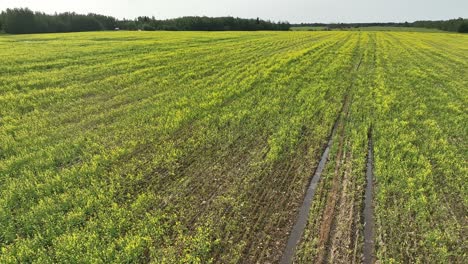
[363,129,375,264]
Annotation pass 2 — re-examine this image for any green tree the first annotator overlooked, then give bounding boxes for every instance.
[458,21,468,33]
[4,8,36,34]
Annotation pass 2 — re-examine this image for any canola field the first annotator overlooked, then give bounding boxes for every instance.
[0,31,466,263]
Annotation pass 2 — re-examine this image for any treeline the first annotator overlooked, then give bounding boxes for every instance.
[0,8,290,34]
[295,22,411,28]
[118,16,290,31]
[294,18,468,33]
[412,18,468,33]
[0,8,116,34]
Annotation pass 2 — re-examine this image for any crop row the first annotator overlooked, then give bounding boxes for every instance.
[291,32,467,263]
[1,31,466,263]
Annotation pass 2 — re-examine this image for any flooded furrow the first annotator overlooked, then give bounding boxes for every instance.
[280,81,354,264]
[280,54,363,264]
[363,128,375,264]
[279,114,338,264]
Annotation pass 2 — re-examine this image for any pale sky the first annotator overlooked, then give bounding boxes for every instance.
[1,0,467,23]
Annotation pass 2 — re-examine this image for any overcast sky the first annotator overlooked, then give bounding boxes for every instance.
[1,0,467,23]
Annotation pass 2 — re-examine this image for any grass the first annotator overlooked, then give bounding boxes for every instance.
[0,31,466,263]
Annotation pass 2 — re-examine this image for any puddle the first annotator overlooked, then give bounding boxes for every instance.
[363,129,375,264]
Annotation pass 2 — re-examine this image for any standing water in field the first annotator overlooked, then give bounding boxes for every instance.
[280,105,348,264]
[363,130,375,264]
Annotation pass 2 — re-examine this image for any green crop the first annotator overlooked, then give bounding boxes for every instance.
[0,31,466,263]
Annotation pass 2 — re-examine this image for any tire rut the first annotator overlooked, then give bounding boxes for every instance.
[363,128,375,264]
[280,52,363,264]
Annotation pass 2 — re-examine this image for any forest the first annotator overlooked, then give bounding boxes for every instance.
[0,8,290,34]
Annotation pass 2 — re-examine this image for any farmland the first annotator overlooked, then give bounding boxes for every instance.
[290,26,444,32]
[0,31,467,263]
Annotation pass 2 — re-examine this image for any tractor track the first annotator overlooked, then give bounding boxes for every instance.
[280,54,363,264]
[363,128,375,264]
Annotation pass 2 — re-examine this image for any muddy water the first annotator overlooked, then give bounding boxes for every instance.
[280,55,362,264]
[279,120,340,264]
[363,132,375,264]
